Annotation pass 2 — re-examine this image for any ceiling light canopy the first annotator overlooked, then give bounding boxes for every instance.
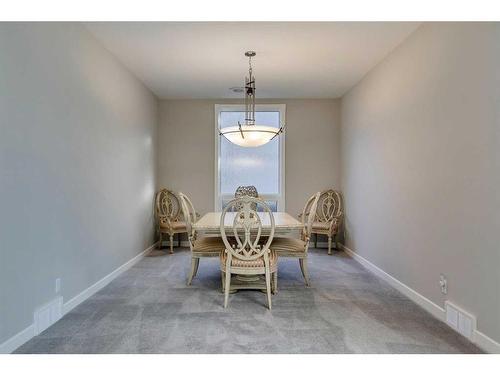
[220,51,285,147]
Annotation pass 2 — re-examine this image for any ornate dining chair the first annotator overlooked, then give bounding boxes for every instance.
[270,192,320,286]
[311,189,344,255]
[179,192,224,286]
[155,189,187,254]
[220,196,277,309]
[234,185,259,211]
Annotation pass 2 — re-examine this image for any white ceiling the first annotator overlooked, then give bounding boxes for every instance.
[85,22,420,99]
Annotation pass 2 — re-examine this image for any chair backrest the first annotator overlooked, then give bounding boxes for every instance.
[301,192,321,238]
[316,189,343,223]
[220,196,275,261]
[155,189,181,222]
[178,192,197,236]
[234,186,259,211]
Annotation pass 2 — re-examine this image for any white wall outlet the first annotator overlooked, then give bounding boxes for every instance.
[439,274,447,294]
[55,278,61,294]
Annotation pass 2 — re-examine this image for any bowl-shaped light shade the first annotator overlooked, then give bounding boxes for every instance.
[220,125,280,147]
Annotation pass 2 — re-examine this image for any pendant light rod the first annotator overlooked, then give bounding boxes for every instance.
[219,51,286,147]
[244,51,256,126]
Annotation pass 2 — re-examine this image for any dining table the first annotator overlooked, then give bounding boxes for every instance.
[193,211,303,236]
[193,211,303,293]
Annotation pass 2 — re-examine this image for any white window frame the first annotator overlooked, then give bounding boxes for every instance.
[214,104,286,211]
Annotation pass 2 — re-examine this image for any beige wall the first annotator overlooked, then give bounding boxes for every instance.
[158,99,341,217]
[341,23,500,342]
[0,23,158,345]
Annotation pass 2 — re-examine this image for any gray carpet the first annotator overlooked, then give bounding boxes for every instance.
[15,248,482,354]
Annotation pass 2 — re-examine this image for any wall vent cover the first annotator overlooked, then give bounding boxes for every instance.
[445,301,476,340]
[34,296,63,335]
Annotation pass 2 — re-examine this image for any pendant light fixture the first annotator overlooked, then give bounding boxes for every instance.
[220,51,285,147]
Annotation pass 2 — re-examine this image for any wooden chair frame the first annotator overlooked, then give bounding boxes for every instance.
[155,189,187,254]
[271,192,320,286]
[220,196,277,309]
[311,189,344,255]
[179,192,223,285]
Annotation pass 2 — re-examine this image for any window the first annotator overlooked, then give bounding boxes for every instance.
[215,104,285,211]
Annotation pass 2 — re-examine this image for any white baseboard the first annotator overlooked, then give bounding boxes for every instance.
[340,244,445,321]
[473,330,500,354]
[340,244,500,354]
[63,242,157,314]
[0,241,157,354]
[0,324,35,354]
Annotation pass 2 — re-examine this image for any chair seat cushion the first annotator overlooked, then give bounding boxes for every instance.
[311,221,331,231]
[270,237,306,253]
[160,220,187,230]
[221,250,277,271]
[193,237,225,253]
